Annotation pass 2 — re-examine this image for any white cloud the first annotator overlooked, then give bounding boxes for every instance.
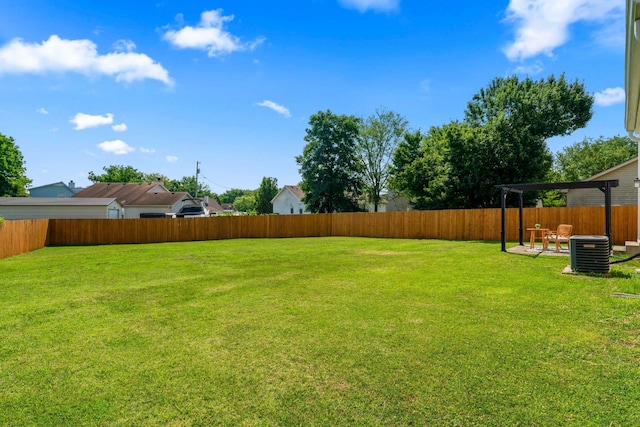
[256,100,291,118]
[113,39,136,53]
[70,112,113,130]
[98,139,134,155]
[166,155,179,162]
[163,9,265,57]
[36,107,48,114]
[0,35,173,85]
[112,123,128,132]
[140,147,156,154]
[513,61,544,75]
[502,0,624,61]
[338,0,399,13]
[594,87,625,107]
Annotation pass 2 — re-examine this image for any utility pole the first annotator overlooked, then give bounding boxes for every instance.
[195,161,200,199]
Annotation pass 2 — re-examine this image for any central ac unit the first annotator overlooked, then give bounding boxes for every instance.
[569,235,610,274]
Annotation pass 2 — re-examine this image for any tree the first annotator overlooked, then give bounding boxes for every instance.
[88,165,145,183]
[555,135,637,181]
[390,129,449,209]
[390,74,593,209]
[457,74,590,207]
[296,110,363,213]
[358,108,408,212]
[233,192,257,213]
[167,176,214,198]
[256,177,279,214]
[0,132,31,197]
[218,189,252,204]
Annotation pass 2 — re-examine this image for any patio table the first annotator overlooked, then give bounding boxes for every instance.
[527,227,549,250]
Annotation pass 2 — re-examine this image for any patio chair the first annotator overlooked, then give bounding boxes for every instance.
[544,224,573,253]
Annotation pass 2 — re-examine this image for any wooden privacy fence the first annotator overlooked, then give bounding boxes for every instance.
[1,206,637,259]
[0,219,49,259]
[47,206,637,246]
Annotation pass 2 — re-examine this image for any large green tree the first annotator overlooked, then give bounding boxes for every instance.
[390,129,449,209]
[296,110,363,213]
[555,135,637,181]
[0,132,31,197]
[256,177,279,214]
[391,74,593,209]
[88,165,145,183]
[358,108,408,212]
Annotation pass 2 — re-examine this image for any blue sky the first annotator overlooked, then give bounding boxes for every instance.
[0,0,626,192]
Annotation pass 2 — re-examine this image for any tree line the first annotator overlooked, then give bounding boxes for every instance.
[297,74,637,211]
[1,73,637,211]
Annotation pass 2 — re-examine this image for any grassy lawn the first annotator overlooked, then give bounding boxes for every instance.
[1,237,640,426]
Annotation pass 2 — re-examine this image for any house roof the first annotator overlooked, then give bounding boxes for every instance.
[205,198,223,213]
[0,197,119,206]
[584,157,638,181]
[73,182,191,206]
[29,181,83,194]
[271,185,304,203]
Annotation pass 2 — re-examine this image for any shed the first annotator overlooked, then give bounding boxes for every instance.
[0,197,123,219]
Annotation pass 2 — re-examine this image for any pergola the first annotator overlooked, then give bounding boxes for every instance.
[496,180,619,252]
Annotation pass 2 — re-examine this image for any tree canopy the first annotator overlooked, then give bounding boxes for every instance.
[88,165,145,183]
[256,177,279,214]
[358,108,408,212]
[555,135,637,181]
[296,110,363,213]
[0,133,31,197]
[390,74,594,209]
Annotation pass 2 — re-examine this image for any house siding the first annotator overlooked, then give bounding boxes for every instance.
[126,202,183,218]
[0,200,122,219]
[567,160,637,206]
[29,183,75,198]
[272,189,309,214]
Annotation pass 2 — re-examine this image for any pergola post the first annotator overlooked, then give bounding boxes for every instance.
[518,192,524,246]
[500,188,507,252]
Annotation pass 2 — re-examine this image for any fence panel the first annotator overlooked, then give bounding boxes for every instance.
[0,219,49,259]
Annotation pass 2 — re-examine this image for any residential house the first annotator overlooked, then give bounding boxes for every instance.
[0,197,123,219]
[271,185,309,214]
[29,180,83,198]
[73,181,196,218]
[566,157,637,206]
[625,0,640,240]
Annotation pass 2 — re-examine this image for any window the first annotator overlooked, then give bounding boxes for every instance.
[290,207,294,214]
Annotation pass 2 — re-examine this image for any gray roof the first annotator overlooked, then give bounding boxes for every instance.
[0,197,118,206]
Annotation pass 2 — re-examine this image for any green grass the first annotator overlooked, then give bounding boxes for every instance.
[1,237,640,426]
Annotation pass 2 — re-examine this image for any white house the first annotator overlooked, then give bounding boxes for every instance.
[271,185,309,214]
[567,157,638,206]
[0,197,123,219]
